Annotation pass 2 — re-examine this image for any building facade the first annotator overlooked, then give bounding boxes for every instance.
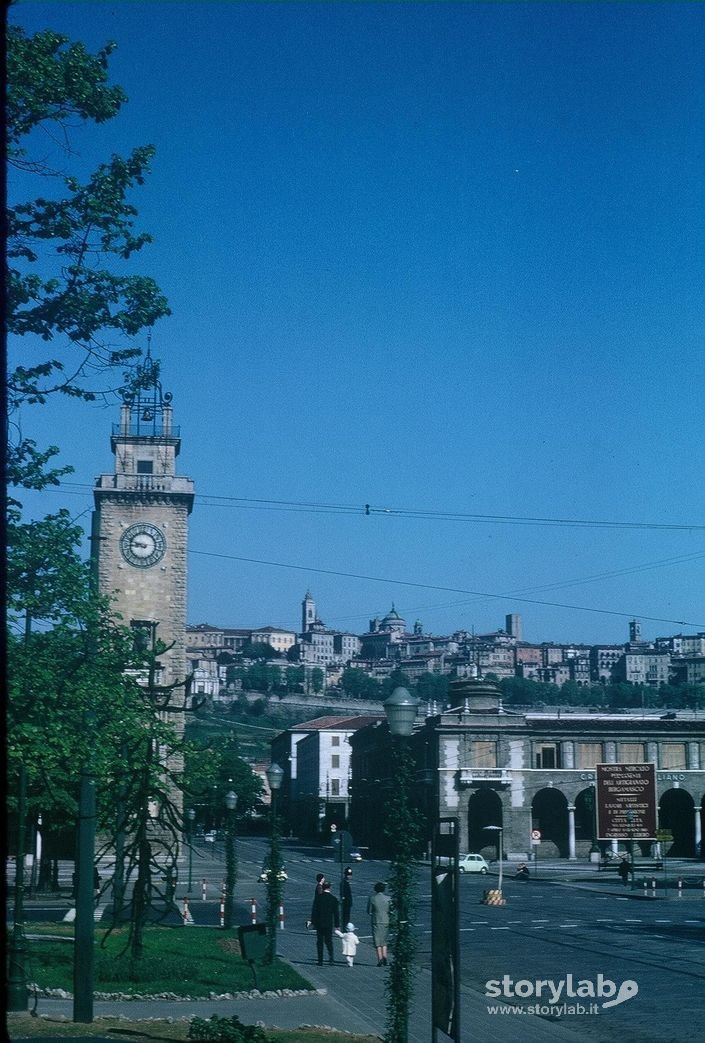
[349,679,705,862]
[271,714,383,835]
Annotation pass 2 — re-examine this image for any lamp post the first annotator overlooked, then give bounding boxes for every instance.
[625,810,635,890]
[384,686,420,1043]
[483,825,504,894]
[265,763,284,962]
[186,807,196,893]
[224,789,238,929]
[7,765,29,1011]
[586,786,600,862]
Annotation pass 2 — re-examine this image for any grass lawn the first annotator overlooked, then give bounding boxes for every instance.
[17,924,311,997]
[6,1013,381,1042]
[9,926,381,1041]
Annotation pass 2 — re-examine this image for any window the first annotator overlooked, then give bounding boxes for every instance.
[330,779,340,796]
[534,743,562,769]
[661,743,686,769]
[136,459,153,474]
[619,743,645,763]
[331,755,340,769]
[470,741,497,768]
[575,742,602,769]
[331,736,340,747]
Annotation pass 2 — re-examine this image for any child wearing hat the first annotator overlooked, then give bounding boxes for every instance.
[335,921,360,967]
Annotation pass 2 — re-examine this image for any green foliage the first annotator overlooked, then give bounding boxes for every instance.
[239,641,282,660]
[6,23,169,490]
[340,667,381,700]
[384,739,419,1043]
[415,671,449,704]
[7,26,126,152]
[189,1015,270,1043]
[95,951,200,984]
[184,734,264,822]
[311,667,324,694]
[26,925,313,996]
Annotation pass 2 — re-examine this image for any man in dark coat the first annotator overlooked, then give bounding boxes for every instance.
[311,880,340,965]
[340,866,353,926]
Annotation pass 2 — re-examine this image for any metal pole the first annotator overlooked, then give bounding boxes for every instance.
[73,748,96,1021]
[224,811,235,929]
[7,764,29,1011]
[188,823,194,893]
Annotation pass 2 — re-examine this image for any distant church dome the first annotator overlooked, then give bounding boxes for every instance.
[381,604,405,627]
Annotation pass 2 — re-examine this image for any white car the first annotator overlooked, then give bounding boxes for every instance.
[458,853,489,874]
[258,864,288,882]
[204,830,217,843]
[349,849,363,862]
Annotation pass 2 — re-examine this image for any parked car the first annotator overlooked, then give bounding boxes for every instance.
[204,830,217,843]
[349,849,363,862]
[458,853,489,874]
[258,864,288,882]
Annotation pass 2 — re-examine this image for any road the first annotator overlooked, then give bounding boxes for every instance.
[233,837,705,1043]
[10,836,705,1042]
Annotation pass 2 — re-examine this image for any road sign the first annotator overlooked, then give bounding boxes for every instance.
[531,829,541,841]
[331,829,352,863]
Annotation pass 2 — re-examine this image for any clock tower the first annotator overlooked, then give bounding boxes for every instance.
[92,350,195,721]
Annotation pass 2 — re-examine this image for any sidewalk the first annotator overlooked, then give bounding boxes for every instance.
[22,900,586,1043]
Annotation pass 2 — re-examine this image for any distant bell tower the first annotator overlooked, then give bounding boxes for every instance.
[92,350,195,732]
[505,613,523,641]
[629,619,642,644]
[302,591,316,634]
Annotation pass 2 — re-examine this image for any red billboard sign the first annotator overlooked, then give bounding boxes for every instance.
[595,763,657,840]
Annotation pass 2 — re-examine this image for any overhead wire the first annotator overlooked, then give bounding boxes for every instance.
[51,483,705,532]
[27,482,705,629]
[188,548,705,629]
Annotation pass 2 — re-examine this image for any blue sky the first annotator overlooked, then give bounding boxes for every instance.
[8,1,705,644]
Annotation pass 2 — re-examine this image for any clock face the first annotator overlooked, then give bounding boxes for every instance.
[120,523,166,568]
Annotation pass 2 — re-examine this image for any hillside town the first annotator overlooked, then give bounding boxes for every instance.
[186,594,705,706]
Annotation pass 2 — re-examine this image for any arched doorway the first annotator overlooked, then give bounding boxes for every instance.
[659,788,695,857]
[532,788,569,858]
[574,788,596,843]
[467,788,502,857]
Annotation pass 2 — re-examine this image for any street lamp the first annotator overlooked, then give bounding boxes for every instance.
[625,810,635,890]
[483,825,504,894]
[7,765,29,1011]
[384,686,420,1043]
[223,790,238,929]
[265,763,284,962]
[586,786,600,862]
[186,808,196,893]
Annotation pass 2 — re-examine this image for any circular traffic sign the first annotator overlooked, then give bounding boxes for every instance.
[531,829,541,840]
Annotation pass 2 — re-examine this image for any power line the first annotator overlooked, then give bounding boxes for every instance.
[53,483,705,532]
[188,549,705,629]
[30,483,705,627]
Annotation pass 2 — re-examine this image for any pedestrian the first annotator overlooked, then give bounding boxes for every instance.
[515,862,530,880]
[618,856,630,885]
[340,866,353,926]
[306,873,327,929]
[310,880,340,965]
[335,921,360,967]
[367,881,391,966]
